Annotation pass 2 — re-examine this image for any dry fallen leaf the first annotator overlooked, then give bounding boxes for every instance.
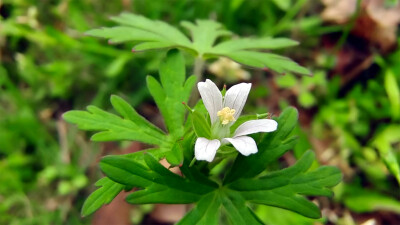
[322,0,400,51]
[321,0,357,24]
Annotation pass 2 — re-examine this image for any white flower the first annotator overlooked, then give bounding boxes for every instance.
[195,79,278,162]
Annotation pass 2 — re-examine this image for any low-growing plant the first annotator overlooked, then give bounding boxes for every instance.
[63,13,342,224]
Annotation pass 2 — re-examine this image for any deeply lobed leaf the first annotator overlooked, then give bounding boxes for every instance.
[176,192,221,225]
[81,177,124,217]
[147,50,196,137]
[181,20,232,55]
[228,151,342,219]
[100,153,217,204]
[87,12,310,75]
[80,148,171,216]
[62,97,166,145]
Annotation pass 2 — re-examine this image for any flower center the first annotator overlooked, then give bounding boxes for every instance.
[217,107,236,125]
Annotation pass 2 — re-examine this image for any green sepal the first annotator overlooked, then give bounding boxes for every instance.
[191,110,211,139]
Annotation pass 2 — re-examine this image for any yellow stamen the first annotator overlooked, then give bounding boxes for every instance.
[217,107,236,125]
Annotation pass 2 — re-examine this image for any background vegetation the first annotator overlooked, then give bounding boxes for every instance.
[1,0,399,224]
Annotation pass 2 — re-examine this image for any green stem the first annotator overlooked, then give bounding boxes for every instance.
[189,56,205,105]
[193,56,205,82]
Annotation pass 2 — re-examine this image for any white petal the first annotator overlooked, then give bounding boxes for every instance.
[233,119,278,137]
[224,136,258,156]
[223,83,251,119]
[195,138,221,162]
[197,79,223,124]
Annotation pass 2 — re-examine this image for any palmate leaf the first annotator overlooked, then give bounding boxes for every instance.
[177,190,264,225]
[180,20,232,55]
[81,177,124,217]
[147,49,196,137]
[228,151,342,219]
[100,152,217,204]
[63,95,166,145]
[97,151,340,223]
[63,50,195,149]
[176,192,221,225]
[220,190,265,225]
[178,152,340,224]
[98,150,264,224]
[87,13,310,75]
[90,107,341,223]
[81,148,169,216]
[65,50,197,215]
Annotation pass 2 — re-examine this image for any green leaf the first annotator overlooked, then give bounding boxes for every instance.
[165,141,184,167]
[100,155,153,188]
[212,37,298,53]
[225,51,310,75]
[178,132,220,188]
[146,50,195,136]
[224,107,299,183]
[86,13,191,47]
[228,151,342,219]
[276,73,297,88]
[110,95,164,136]
[181,20,232,55]
[100,153,216,204]
[177,190,264,225]
[63,97,166,145]
[81,177,124,217]
[343,188,400,214]
[384,69,400,120]
[299,92,316,108]
[255,205,318,225]
[176,192,221,225]
[111,13,191,46]
[88,12,310,75]
[133,41,176,51]
[371,125,400,185]
[81,147,176,216]
[221,190,264,225]
[271,0,292,10]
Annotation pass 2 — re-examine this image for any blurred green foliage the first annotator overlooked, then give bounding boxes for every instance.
[1,0,399,224]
